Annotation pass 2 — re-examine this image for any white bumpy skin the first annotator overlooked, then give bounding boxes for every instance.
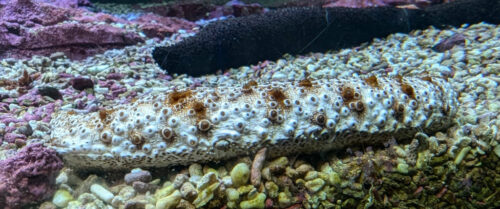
[49,76,458,169]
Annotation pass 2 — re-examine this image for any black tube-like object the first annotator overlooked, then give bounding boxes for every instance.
[153,0,500,76]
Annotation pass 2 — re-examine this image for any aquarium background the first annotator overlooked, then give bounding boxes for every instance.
[0,0,499,209]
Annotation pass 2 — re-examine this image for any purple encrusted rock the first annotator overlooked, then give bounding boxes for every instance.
[0,143,63,209]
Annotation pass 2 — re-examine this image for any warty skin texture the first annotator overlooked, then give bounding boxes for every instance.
[49,76,458,169]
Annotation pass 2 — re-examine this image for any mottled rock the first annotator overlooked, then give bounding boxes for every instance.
[37,86,62,101]
[178,182,196,202]
[52,189,73,208]
[240,193,266,209]
[0,0,143,60]
[70,77,93,91]
[124,169,152,184]
[132,181,150,194]
[90,184,114,203]
[305,178,325,193]
[231,163,250,187]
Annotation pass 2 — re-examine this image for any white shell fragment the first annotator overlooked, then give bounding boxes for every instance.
[49,76,458,169]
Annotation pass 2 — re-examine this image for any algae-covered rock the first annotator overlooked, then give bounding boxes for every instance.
[396,162,409,174]
[189,163,204,177]
[305,178,326,193]
[304,171,319,181]
[237,185,255,195]
[197,172,218,190]
[155,185,175,200]
[278,192,292,208]
[180,182,198,201]
[52,189,74,208]
[240,193,266,209]
[296,163,314,176]
[265,181,279,198]
[231,163,250,187]
[494,145,500,158]
[267,157,288,173]
[192,182,220,208]
[156,190,181,209]
[455,146,472,165]
[226,188,240,202]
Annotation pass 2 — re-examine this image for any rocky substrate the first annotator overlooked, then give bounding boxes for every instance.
[0,1,499,208]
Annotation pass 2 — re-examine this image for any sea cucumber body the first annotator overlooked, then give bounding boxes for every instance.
[49,76,458,169]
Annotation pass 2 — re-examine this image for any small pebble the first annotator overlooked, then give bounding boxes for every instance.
[52,189,73,208]
[38,86,62,100]
[132,181,150,193]
[71,77,94,90]
[18,124,33,137]
[90,184,114,203]
[124,169,152,184]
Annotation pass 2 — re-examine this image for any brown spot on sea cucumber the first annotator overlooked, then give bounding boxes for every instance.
[365,76,379,88]
[298,79,313,87]
[242,80,258,94]
[341,86,357,103]
[190,101,206,119]
[168,90,192,105]
[422,76,433,83]
[98,109,114,123]
[393,102,405,121]
[268,88,287,107]
[355,101,365,113]
[401,83,416,100]
[395,75,403,83]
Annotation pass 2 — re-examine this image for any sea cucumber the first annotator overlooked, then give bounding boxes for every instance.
[49,76,458,169]
[153,0,500,76]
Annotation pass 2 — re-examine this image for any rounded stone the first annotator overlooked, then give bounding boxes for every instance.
[240,193,266,209]
[90,184,114,203]
[52,189,74,208]
[231,163,250,187]
[125,169,152,184]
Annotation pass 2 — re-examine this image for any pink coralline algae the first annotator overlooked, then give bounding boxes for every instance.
[135,14,197,39]
[0,143,63,209]
[136,0,265,21]
[0,0,143,60]
[323,0,446,8]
